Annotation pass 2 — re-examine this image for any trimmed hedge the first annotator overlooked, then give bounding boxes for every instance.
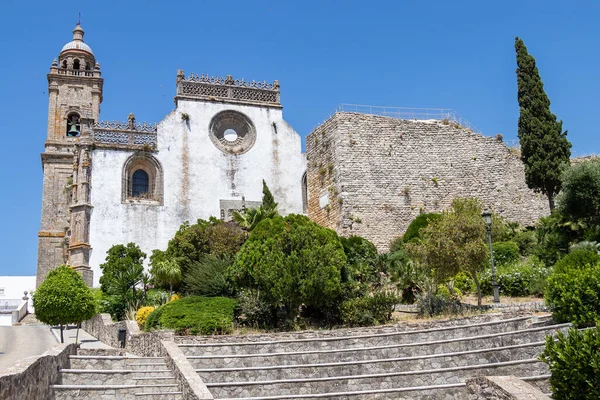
[546,250,600,327]
[144,296,236,335]
[540,326,600,399]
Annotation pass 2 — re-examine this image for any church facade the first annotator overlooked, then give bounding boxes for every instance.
[37,25,306,287]
[37,25,549,288]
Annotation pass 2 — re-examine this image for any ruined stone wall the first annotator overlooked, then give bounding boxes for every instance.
[307,112,549,251]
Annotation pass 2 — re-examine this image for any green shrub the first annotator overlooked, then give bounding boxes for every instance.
[475,257,549,297]
[512,230,537,256]
[341,291,399,326]
[540,326,600,399]
[554,248,600,274]
[184,255,233,297]
[230,214,346,324]
[402,213,441,243]
[144,296,236,335]
[546,256,600,327]
[416,292,471,318]
[340,236,378,283]
[491,241,520,267]
[454,272,476,294]
[235,289,275,329]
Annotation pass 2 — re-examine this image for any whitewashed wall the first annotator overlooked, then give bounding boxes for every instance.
[89,101,305,286]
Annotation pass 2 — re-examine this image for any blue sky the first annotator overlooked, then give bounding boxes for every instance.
[1,1,599,276]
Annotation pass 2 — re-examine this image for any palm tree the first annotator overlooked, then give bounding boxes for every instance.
[151,260,181,298]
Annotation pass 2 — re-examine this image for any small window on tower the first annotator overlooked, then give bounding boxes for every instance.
[66,113,81,137]
[73,59,80,70]
[131,169,149,198]
[61,60,67,69]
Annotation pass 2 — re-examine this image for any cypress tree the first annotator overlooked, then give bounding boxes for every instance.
[515,37,571,211]
[261,179,277,211]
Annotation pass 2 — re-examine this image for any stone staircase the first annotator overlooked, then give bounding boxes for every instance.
[52,349,184,399]
[176,314,564,399]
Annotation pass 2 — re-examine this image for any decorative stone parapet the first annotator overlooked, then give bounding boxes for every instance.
[466,376,551,399]
[0,343,77,400]
[92,120,158,149]
[162,340,214,400]
[175,71,281,106]
[82,313,173,357]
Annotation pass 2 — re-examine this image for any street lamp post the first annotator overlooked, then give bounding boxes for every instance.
[482,210,500,303]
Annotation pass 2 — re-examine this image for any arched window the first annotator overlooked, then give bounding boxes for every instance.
[131,170,149,198]
[61,60,67,69]
[85,62,91,71]
[73,59,80,70]
[122,154,164,204]
[66,113,81,137]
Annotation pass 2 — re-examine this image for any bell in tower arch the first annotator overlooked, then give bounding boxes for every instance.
[67,113,81,137]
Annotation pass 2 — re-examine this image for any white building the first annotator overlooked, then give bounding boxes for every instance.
[37,24,306,287]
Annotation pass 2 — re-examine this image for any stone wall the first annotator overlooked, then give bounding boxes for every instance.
[162,340,214,400]
[82,313,173,356]
[306,112,549,250]
[0,343,77,400]
[466,376,550,399]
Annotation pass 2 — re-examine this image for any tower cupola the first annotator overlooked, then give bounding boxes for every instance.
[56,24,96,73]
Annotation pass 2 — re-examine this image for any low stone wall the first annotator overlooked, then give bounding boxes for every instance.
[162,340,214,400]
[466,376,550,399]
[82,313,173,357]
[0,343,77,400]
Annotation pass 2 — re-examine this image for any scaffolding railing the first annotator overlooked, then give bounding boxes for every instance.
[336,104,481,133]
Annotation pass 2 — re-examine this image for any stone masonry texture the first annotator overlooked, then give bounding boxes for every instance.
[306,112,549,250]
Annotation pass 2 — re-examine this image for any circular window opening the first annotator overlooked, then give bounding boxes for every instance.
[209,110,256,155]
[224,128,238,142]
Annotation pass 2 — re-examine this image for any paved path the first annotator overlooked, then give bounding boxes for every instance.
[0,324,57,373]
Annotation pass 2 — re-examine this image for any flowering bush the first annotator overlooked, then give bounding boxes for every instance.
[169,294,182,302]
[135,306,155,329]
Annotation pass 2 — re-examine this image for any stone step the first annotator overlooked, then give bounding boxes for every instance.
[218,383,468,399]
[68,355,167,370]
[59,369,176,385]
[187,323,568,368]
[196,340,545,383]
[206,358,549,399]
[52,384,182,398]
[179,315,539,356]
[523,374,551,394]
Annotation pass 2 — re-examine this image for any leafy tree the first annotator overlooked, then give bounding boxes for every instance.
[99,243,147,320]
[540,326,600,399]
[515,37,571,210]
[233,180,278,231]
[149,259,181,298]
[557,160,600,227]
[406,198,488,306]
[33,265,96,343]
[230,214,346,323]
[155,218,247,282]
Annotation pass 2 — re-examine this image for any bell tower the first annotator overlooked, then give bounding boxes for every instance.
[37,23,103,287]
